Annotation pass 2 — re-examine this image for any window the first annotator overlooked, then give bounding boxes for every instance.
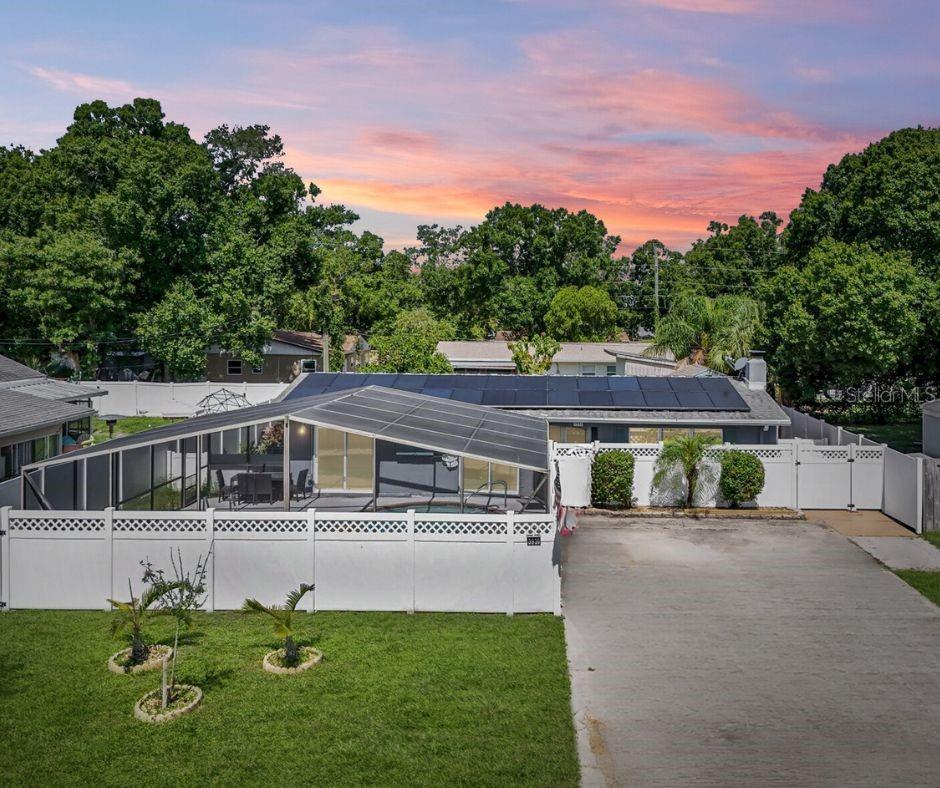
[315,427,374,491]
[579,363,596,376]
[462,458,519,495]
[251,363,263,374]
[613,427,628,443]
[629,426,659,443]
[548,424,564,442]
[227,359,242,376]
[0,444,14,481]
[606,365,617,376]
[691,428,723,441]
[566,425,587,443]
[661,427,688,441]
[301,358,318,373]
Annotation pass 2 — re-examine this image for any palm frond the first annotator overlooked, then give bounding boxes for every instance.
[285,584,314,612]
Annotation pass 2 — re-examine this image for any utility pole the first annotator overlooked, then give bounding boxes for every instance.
[653,253,660,333]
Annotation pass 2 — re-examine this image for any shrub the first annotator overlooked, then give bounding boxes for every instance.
[719,450,765,507]
[591,451,635,508]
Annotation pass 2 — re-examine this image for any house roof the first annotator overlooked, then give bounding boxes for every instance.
[0,389,95,441]
[518,381,790,426]
[271,330,324,352]
[436,340,673,367]
[28,386,549,472]
[0,378,105,401]
[0,353,44,383]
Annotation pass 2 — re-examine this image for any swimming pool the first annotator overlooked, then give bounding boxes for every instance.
[379,502,496,514]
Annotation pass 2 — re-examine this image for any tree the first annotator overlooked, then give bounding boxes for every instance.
[653,433,721,508]
[362,308,456,373]
[647,292,761,372]
[108,577,179,665]
[544,286,618,341]
[242,584,314,666]
[627,240,689,335]
[137,280,213,379]
[684,213,783,294]
[509,335,561,374]
[785,127,940,274]
[761,240,926,403]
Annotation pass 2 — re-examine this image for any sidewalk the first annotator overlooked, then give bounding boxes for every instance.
[806,510,940,570]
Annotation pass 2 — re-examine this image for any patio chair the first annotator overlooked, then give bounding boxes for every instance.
[233,472,253,508]
[291,469,310,501]
[216,469,231,502]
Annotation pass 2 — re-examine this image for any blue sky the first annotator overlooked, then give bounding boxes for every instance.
[1,0,937,249]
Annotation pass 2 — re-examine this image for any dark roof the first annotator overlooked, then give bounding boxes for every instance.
[272,330,324,352]
[0,378,105,401]
[0,353,44,383]
[30,386,549,471]
[0,389,94,440]
[284,372,749,412]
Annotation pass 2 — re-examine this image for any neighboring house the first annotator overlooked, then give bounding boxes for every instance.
[924,400,940,458]
[437,340,675,376]
[206,331,374,383]
[284,354,787,445]
[0,354,104,496]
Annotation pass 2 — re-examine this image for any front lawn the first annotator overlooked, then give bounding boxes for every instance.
[0,610,578,786]
[895,570,940,607]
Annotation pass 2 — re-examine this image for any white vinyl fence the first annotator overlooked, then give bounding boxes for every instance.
[554,440,885,512]
[883,449,924,534]
[0,507,559,614]
[87,381,289,417]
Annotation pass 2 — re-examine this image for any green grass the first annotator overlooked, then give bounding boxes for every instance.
[923,533,940,550]
[92,416,180,444]
[895,570,940,607]
[832,422,922,453]
[0,611,578,786]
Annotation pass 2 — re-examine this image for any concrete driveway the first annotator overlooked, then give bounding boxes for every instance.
[563,516,940,787]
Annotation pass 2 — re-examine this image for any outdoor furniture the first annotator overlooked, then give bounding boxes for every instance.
[231,472,276,507]
[291,469,310,501]
[216,469,231,502]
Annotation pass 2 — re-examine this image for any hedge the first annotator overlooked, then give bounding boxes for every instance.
[591,451,635,508]
[718,450,765,507]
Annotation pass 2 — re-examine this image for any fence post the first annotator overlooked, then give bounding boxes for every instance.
[307,508,316,612]
[206,507,215,612]
[916,457,925,535]
[104,507,114,610]
[506,510,515,617]
[407,509,416,614]
[1,506,10,611]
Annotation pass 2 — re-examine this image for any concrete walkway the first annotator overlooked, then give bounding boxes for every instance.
[563,516,940,787]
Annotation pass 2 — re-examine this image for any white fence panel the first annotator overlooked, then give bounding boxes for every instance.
[89,381,289,417]
[0,507,559,614]
[883,449,923,533]
[795,444,852,508]
[851,445,886,510]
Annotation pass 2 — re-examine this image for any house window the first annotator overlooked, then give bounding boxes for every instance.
[613,427,628,443]
[606,365,617,376]
[316,427,374,491]
[629,426,659,443]
[227,359,242,376]
[566,425,587,443]
[580,364,596,376]
[301,358,318,373]
[548,424,564,442]
[0,444,14,481]
[462,457,519,495]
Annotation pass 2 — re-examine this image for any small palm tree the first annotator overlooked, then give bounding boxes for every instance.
[242,584,314,665]
[108,579,175,663]
[653,434,721,508]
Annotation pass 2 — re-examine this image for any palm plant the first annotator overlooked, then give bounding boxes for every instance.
[646,292,760,372]
[653,433,721,508]
[108,579,176,663]
[242,584,314,665]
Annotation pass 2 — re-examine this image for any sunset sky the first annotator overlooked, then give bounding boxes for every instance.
[1,0,937,251]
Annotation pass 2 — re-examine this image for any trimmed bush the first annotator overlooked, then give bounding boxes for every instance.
[591,451,635,508]
[718,450,765,507]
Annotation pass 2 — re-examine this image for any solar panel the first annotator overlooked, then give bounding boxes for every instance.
[286,373,750,412]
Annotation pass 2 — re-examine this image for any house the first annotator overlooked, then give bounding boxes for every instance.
[924,400,940,458]
[437,340,675,376]
[283,353,787,445]
[0,354,104,500]
[17,386,549,514]
[206,331,374,383]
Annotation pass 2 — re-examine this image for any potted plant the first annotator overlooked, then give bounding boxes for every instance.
[107,578,178,674]
[133,548,211,723]
[242,584,320,674]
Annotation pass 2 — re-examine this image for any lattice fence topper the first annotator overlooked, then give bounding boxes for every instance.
[114,518,205,533]
[514,519,556,537]
[554,444,594,458]
[10,515,105,533]
[214,517,307,534]
[415,519,507,536]
[317,518,408,535]
[855,448,885,461]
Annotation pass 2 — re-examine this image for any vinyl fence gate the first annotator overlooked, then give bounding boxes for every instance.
[794,442,884,510]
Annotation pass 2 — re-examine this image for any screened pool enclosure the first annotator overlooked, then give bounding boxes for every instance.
[20,387,551,514]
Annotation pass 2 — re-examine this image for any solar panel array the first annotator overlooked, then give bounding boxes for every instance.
[294,386,548,470]
[286,373,750,411]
